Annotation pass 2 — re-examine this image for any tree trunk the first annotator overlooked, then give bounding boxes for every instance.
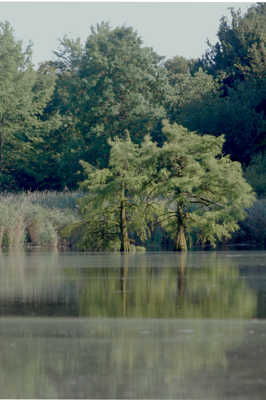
[174,204,187,251]
[120,183,130,252]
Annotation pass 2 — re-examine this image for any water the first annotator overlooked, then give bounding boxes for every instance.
[0,251,265,398]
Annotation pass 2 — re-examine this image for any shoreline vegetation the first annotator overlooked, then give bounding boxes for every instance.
[0,4,265,251]
[0,191,264,251]
[0,192,80,250]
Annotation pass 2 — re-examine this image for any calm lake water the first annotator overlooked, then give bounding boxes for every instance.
[0,250,266,399]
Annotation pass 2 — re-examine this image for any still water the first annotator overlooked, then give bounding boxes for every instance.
[0,251,265,399]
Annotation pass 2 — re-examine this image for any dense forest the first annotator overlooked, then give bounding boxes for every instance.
[0,3,265,250]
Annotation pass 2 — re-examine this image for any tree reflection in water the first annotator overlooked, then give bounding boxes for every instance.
[78,253,256,319]
[0,252,260,398]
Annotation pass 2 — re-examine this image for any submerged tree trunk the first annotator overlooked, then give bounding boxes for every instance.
[174,204,187,251]
[120,183,130,252]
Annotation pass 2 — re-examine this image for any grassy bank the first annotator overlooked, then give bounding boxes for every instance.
[0,191,81,250]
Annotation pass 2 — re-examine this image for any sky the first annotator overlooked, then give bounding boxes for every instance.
[0,1,253,66]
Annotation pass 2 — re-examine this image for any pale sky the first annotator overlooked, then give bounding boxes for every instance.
[0,1,253,66]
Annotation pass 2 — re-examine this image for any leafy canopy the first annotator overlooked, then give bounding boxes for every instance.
[53,22,169,169]
[79,120,255,250]
[152,121,255,247]
[204,4,266,85]
[79,132,158,250]
[0,21,57,190]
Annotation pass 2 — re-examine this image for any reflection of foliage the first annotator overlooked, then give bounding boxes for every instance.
[78,254,256,319]
[0,252,259,398]
[0,318,251,399]
[0,252,257,320]
[0,253,81,316]
[179,265,255,319]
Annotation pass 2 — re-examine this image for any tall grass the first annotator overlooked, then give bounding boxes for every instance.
[28,190,82,210]
[0,191,81,250]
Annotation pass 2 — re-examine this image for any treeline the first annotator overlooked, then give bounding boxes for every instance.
[0,3,265,195]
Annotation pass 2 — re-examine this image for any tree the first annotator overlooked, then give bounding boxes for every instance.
[203,4,266,87]
[169,75,266,165]
[165,68,218,127]
[164,55,201,84]
[186,4,266,165]
[79,133,157,252]
[166,13,266,164]
[0,21,56,190]
[153,121,255,251]
[79,120,254,252]
[16,37,84,191]
[53,23,169,171]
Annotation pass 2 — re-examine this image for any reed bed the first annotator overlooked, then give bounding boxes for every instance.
[0,191,81,249]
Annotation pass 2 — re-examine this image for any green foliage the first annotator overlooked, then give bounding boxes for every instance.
[79,133,158,251]
[0,22,57,190]
[171,77,266,164]
[164,55,201,84]
[203,5,266,85]
[166,68,219,127]
[167,40,266,164]
[173,4,266,164]
[0,12,262,257]
[61,218,121,251]
[245,153,266,197]
[53,23,168,172]
[152,121,255,249]
[78,120,255,251]
[34,38,84,190]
